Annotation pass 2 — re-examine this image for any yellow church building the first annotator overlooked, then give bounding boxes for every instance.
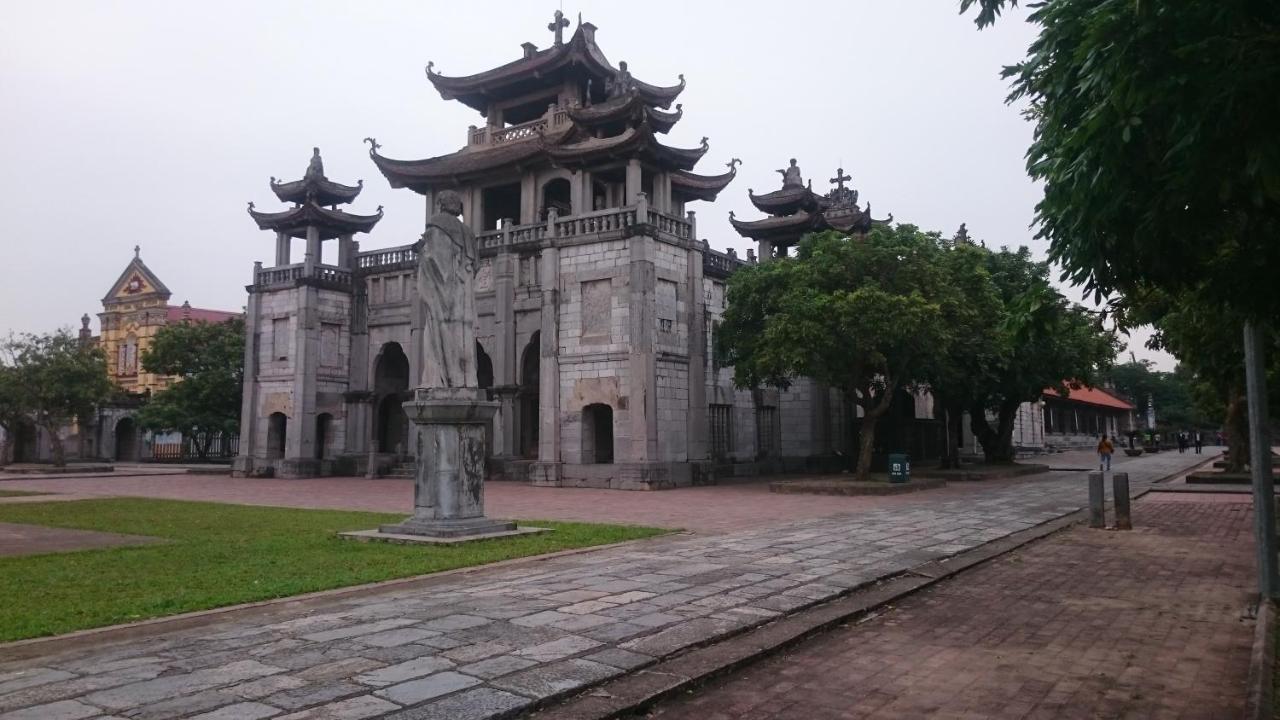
[97,246,239,396]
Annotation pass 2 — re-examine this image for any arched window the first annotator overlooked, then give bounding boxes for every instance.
[541,178,571,219]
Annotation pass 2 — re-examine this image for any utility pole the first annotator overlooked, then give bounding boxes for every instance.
[1244,321,1277,599]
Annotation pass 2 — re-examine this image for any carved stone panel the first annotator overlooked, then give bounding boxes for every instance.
[581,279,612,343]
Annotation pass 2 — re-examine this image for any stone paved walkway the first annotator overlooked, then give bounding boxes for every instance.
[645,494,1255,719]
[0,452,1209,720]
[0,449,1154,534]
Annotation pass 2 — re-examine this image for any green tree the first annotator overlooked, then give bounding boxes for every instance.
[963,0,1280,319]
[927,238,1003,468]
[0,330,112,467]
[966,247,1118,463]
[136,318,244,459]
[1106,360,1208,433]
[718,226,953,482]
[0,364,28,465]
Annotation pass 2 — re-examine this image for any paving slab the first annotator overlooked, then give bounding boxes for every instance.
[0,452,1208,720]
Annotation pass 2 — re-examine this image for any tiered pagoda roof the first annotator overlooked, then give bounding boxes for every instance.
[731,162,890,247]
[249,148,383,239]
[424,20,684,116]
[370,15,734,204]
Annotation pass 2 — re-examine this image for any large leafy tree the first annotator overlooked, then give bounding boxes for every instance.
[0,364,28,465]
[718,226,954,482]
[0,330,112,467]
[927,238,1003,468]
[963,0,1280,319]
[966,247,1117,463]
[136,318,244,459]
[1106,360,1211,434]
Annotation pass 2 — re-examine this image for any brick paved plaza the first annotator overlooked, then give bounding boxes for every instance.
[0,449,1142,534]
[0,452,1216,719]
[646,494,1255,719]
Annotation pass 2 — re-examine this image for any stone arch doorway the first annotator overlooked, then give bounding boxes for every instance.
[475,342,494,392]
[266,413,287,459]
[114,418,138,461]
[520,332,540,458]
[541,178,571,219]
[582,403,614,464]
[315,413,332,460]
[373,343,410,454]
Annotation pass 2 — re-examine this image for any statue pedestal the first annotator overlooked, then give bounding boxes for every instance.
[365,388,532,541]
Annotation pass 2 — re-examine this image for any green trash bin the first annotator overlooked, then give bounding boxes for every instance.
[888,453,910,484]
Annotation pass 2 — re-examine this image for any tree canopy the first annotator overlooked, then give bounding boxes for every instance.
[0,330,112,466]
[136,318,244,458]
[964,0,1280,320]
[718,226,954,481]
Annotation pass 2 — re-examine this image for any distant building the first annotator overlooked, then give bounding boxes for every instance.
[962,383,1137,458]
[4,248,239,464]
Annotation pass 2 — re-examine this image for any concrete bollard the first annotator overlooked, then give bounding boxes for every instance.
[1112,472,1132,530]
[1088,472,1106,529]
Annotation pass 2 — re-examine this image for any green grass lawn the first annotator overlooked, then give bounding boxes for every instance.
[0,498,665,642]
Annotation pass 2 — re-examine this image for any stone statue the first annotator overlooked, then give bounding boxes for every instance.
[414,190,478,389]
[305,147,324,180]
[606,61,634,99]
[777,158,803,188]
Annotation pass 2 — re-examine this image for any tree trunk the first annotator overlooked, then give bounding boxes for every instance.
[940,400,964,469]
[853,381,897,482]
[1225,388,1249,473]
[0,433,11,466]
[46,426,66,467]
[970,400,1020,464]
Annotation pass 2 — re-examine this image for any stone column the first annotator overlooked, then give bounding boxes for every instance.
[275,232,291,266]
[533,240,562,485]
[569,170,586,215]
[625,159,643,204]
[232,279,262,476]
[757,240,774,263]
[628,195,658,463]
[686,233,708,466]
[337,234,355,268]
[492,252,518,458]
[285,284,319,473]
[520,172,537,224]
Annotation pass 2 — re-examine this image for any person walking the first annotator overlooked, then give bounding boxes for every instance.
[1178,432,1188,453]
[1098,433,1115,472]
[1194,431,1203,454]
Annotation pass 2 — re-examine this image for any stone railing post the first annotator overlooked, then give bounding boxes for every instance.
[501,218,512,248]
[1088,472,1106,528]
[546,207,558,239]
[1112,472,1132,530]
[687,210,697,242]
[635,192,648,227]
[252,261,262,286]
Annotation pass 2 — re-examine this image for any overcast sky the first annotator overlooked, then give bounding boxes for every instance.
[0,0,1173,369]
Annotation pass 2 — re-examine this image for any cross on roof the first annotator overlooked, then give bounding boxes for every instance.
[830,167,851,191]
[547,9,569,45]
[133,245,141,259]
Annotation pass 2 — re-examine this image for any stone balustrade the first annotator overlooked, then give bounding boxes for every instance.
[254,263,354,288]
[355,244,418,270]
[467,103,573,148]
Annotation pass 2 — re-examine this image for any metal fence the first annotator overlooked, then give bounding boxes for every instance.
[147,433,239,462]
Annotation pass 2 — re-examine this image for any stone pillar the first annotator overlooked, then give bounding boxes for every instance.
[686,230,708,467]
[285,284,320,473]
[275,232,291,267]
[569,171,586,215]
[533,240,562,485]
[520,172,537,224]
[337,234,355,268]
[625,159,643,204]
[757,240,774,263]
[628,195,658,463]
[232,282,262,476]
[303,226,320,273]
[376,387,514,538]
[345,278,371,454]
[493,252,518,458]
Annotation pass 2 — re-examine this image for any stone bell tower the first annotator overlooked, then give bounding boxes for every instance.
[234,148,382,478]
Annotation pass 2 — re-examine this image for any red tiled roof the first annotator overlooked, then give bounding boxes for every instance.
[166,306,240,324]
[1043,384,1135,411]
